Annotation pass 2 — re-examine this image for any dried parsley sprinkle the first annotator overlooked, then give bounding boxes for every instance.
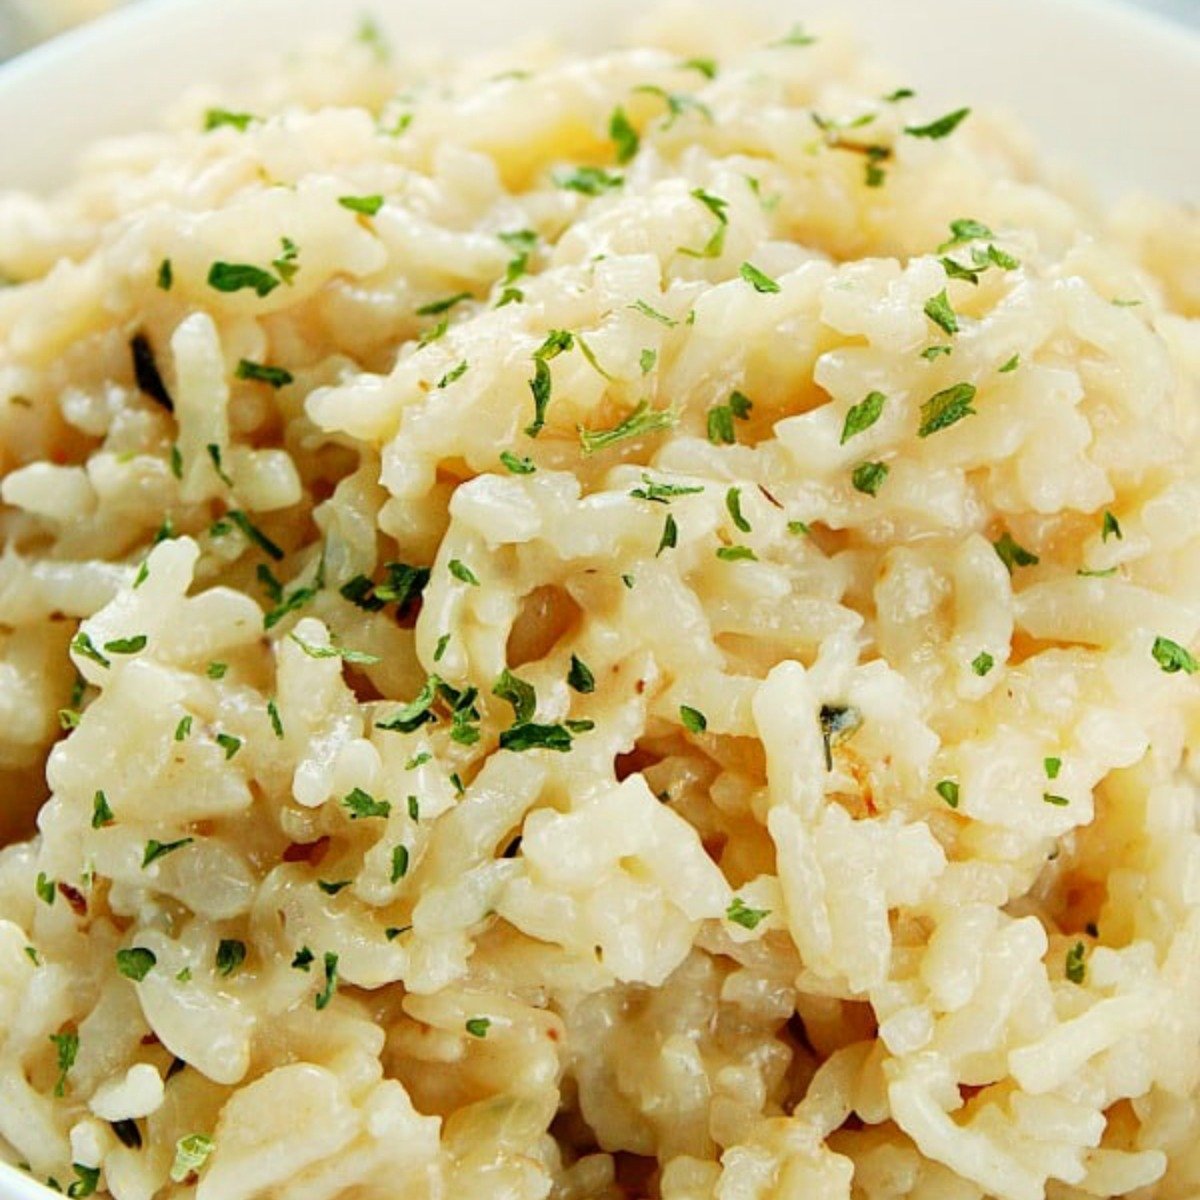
[567,654,596,694]
[999,353,1020,373]
[680,705,707,733]
[579,401,677,454]
[936,779,960,808]
[50,1030,79,1097]
[905,107,971,139]
[993,532,1040,574]
[449,559,480,586]
[609,106,639,164]
[851,462,888,497]
[174,715,193,742]
[71,632,110,669]
[971,651,995,677]
[1043,793,1070,807]
[215,940,246,977]
[465,1017,491,1038]
[499,451,536,474]
[841,391,886,443]
[493,669,537,724]
[924,289,959,335]
[288,634,380,665]
[92,791,113,829]
[498,723,578,752]
[342,788,391,820]
[918,382,977,437]
[707,390,752,445]
[157,259,174,291]
[437,360,469,389]
[1102,510,1123,542]
[390,845,410,883]
[1152,636,1198,675]
[291,947,314,971]
[725,487,751,533]
[739,261,781,294]
[726,897,770,930]
[267,700,284,739]
[630,474,703,503]
[116,947,156,982]
[524,329,574,437]
[338,194,384,217]
[235,359,293,389]
[35,873,56,906]
[207,262,280,298]
[1065,941,1087,984]
[204,108,254,132]
[215,733,242,760]
[1044,757,1062,780]
[717,545,758,561]
[553,165,623,195]
[142,838,193,868]
[656,513,678,556]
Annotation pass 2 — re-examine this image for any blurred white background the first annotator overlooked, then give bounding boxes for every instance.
[0,0,1196,59]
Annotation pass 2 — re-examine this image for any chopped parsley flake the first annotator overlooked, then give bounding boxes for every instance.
[971,651,995,676]
[92,791,114,829]
[630,299,678,327]
[170,1135,214,1185]
[267,699,284,739]
[1152,636,1198,675]
[629,474,703,504]
[921,345,952,361]
[681,56,718,79]
[338,194,384,217]
[567,654,596,694]
[437,360,469,389]
[1102,510,1123,542]
[679,705,707,733]
[1045,757,1062,780]
[999,353,1020,373]
[554,165,624,195]
[524,329,574,438]
[936,779,960,808]
[609,107,640,164]
[771,23,817,46]
[206,443,233,487]
[204,109,254,132]
[143,838,193,868]
[938,218,993,250]
[434,633,450,662]
[416,292,472,318]
[841,391,886,443]
[717,544,758,562]
[235,359,293,389]
[656,513,678,556]
[292,947,314,971]
[707,390,753,445]
[1043,792,1069,807]
[633,85,713,128]
[390,845,410,883]
[726,897,770,930]
[35,873,55,906]
[494,669,537,724]
[739,261,781,294]
[924,289,959,335]
[174,715,193,742]
[851,461,889,497]
[917,382,977,437]
[317,880,350,895]
[169,445,183,479]
[215,733,242,760]
[465,1017,491,1038]
[408,795,420,821]
[50,1031,79,1097]
[207,262,280,298]
[724,488,752,535]
[71,632,110,669]
[579,400,677,454]
[1065,941,1086,984]
[68,1165,100,1199]
[215,940,246,977]
[157,259,173,291]
[498,723,578,753]
[116,947,156,981]
[905,107,971,139]
[640,348,658,374]
[342,788,391,820]
[206,662,228,680]
[679,187,729,259]
[499,451,536,474]
[788,520,810,536]
[448,559,480,586]
[288,634,380,666]
[992,532,1040,574]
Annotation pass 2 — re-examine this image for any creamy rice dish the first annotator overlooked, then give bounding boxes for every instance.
[0,12,1198,1200]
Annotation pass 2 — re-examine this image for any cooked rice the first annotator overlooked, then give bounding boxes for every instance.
[0,12,1198,1200]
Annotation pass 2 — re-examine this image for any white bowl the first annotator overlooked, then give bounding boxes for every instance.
[0,0,1196,1197]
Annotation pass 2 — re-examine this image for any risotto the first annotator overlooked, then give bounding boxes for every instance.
[0,11,1198,1200]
